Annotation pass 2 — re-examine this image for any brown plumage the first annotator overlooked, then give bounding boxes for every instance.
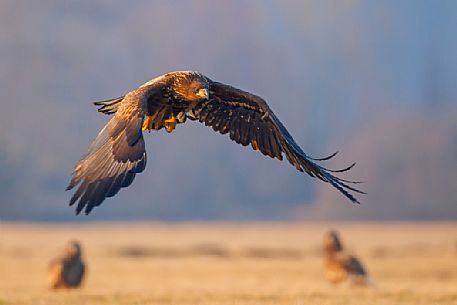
[48,240,85,289]
[67,71,364,215]
[323,230,369,286]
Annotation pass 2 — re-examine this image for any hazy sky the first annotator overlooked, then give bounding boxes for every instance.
[0,1,456,221]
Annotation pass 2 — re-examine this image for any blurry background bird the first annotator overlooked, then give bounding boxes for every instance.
[48,240,85,289]
[323,230,371,287]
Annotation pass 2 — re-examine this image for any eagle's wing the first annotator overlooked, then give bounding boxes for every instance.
[67,85,163,215]
[343,255,367,276]
[190,81,364,203]
[64,260,85,286]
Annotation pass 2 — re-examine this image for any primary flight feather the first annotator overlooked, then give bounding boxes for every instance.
[67,71,364,215]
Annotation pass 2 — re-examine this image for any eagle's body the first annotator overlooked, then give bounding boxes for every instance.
[67,71,363,215]
[48,241,85,289]
[323,230,369,286]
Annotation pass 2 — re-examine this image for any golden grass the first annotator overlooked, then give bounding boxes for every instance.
[0,222,456,305]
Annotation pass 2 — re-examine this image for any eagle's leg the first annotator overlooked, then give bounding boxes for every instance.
[142,115,153,132]
[164,114,177,133]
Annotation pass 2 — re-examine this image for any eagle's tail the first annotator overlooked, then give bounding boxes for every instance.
[94,96,125,115]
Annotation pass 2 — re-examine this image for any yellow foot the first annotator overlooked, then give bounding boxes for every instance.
[142,115,153,132]
[164,115,177,133]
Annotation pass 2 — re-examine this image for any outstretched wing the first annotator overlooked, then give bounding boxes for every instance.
[189,81,364,203]
[67,89,154,215]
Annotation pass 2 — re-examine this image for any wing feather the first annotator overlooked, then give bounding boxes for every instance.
[192,80,364,204]
[67,84,163,215]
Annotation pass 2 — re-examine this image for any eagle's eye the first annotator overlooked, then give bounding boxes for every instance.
[194,88,200,93]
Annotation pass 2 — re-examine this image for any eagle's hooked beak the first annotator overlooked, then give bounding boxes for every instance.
[196,88,209,100]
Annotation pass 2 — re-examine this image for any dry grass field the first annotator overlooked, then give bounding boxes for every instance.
[0,222,456,305]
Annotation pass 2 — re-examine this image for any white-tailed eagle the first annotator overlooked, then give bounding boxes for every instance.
[67,71,364,215]
[323,230,371,286]
[48,240,85,289]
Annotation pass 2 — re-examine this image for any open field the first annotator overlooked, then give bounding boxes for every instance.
[1,222,456,305]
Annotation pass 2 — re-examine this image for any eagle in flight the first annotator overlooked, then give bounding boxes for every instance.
[67,71,363,215]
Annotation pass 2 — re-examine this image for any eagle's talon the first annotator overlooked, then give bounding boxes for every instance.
[164,115,177,133]
[142,115,153,132]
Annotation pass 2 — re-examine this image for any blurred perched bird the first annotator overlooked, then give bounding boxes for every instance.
[48,240,85,289]
[323,230,370,286]
[67,71,364,215]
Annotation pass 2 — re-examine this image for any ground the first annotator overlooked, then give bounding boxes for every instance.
[0,222,456,305]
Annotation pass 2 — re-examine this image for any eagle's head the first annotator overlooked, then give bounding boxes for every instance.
[65,240,82,258]
[171,71,210,102]
[324,230,343,254]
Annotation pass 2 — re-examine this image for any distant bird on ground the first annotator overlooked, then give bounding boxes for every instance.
[323,230,370,286]
[67,71,364,215]
[48,240,85,289]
